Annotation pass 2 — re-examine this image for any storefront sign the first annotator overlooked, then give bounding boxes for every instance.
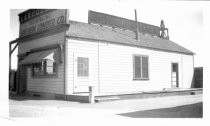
[19,9,68,37]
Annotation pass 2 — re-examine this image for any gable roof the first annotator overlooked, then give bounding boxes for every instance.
[66,20,194,55]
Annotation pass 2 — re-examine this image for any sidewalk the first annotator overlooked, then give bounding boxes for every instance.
[9,94,202,117]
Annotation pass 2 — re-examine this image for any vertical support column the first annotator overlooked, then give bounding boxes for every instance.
[9,43,11,72]
[89,86,95,103]
[9,41,19,93]
[9,43,11,91]
[16,59,19,94]
[98,41,100,93]
[64,38,68,98]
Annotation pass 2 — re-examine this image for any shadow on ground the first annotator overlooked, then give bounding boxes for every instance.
[118,102,203,118]
[9,93,59,101]
[9,94,87,103]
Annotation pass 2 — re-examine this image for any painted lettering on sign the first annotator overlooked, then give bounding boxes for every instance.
[19,10,67,37]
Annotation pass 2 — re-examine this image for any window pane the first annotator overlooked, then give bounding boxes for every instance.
[172,64,177,72]
[32,59,57,76]
[53,62,56,72]
[77,57,89,77]
[134,56,141,78]
[142,56,148,78]
[33,61,44,75]
[46,60,56,74]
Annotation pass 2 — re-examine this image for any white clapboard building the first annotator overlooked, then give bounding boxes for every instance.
[11,9,195,101]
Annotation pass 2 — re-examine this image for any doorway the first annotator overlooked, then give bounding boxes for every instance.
[171,63,179,88]
[73,55,90,93]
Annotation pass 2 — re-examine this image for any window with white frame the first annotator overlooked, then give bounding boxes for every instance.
[77,57,89,77]
[133,55,149,79]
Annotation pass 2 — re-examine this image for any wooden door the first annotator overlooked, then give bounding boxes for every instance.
[73,53,90,93]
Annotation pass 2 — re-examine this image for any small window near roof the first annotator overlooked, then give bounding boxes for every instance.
[133,55,149,80]
[77,57,89,77]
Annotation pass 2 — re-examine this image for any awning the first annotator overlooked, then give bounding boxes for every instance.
[19,49,60,65]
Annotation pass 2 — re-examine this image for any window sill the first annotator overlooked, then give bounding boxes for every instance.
[32,74,58,78]
[133,78,149,81]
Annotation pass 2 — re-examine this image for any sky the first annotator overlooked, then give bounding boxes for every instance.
[9,0,207,69]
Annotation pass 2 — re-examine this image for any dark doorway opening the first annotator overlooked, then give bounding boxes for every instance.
[171,63,179,88]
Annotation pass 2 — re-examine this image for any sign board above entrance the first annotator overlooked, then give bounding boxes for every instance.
[19,9,68,38]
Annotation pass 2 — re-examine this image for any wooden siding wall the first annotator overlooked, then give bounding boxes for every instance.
[18,32,65,54]
[98,41,182,92]
[182,55,194,88]
[27,55,64,94]
[67,39,193,94]
[18,32,65,94]
[67,39,99,94]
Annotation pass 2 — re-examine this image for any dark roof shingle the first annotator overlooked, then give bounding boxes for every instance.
[67,21,194,55]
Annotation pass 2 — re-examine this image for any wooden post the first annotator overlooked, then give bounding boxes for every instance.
[9,41,18,72]
[9,43,11,91]
[9,43,11,72]
[16,65,19,94]
[89,86,95,103]
[11,43,18,55]
[9,40,19,93]
[135,9,139,40]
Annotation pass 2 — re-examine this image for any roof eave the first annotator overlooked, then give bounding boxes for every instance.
[66,35,195,56]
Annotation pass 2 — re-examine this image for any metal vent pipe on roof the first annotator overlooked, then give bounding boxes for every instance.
[135,9,139,40]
